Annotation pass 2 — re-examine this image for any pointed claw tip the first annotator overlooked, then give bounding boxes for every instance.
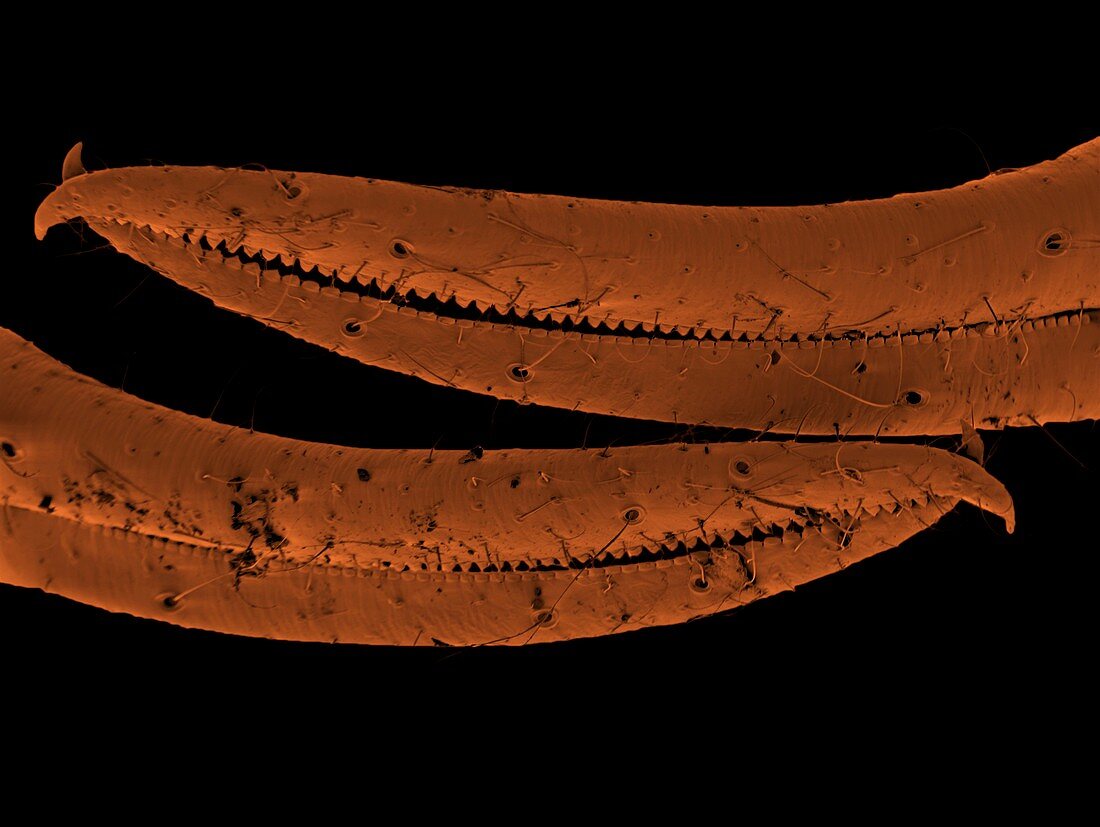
[34,197,57,240]
[62,142,86,181]
[980,489,1015,535]
[33,207,51,240]
[34,143,87,240]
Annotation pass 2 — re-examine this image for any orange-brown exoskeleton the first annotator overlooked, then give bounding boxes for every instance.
[10,137,1094,644]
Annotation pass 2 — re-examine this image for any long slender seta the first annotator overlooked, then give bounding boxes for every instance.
[9,137,1092,644]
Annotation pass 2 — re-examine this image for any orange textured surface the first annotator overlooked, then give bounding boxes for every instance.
[14,135,1094,645]
[1,329,1011,645]
[34,140,1099,435]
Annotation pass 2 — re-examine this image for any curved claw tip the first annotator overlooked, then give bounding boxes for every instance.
[985,489,1016,535]
[952,455,1016,535]
[35,143,86,240]
[61,142,85,181]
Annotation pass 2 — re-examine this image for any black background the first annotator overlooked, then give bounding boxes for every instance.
[8,107,1096,701]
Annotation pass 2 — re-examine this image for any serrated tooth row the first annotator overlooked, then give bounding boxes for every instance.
[593,519,821,566]
[104,221,1094,349]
